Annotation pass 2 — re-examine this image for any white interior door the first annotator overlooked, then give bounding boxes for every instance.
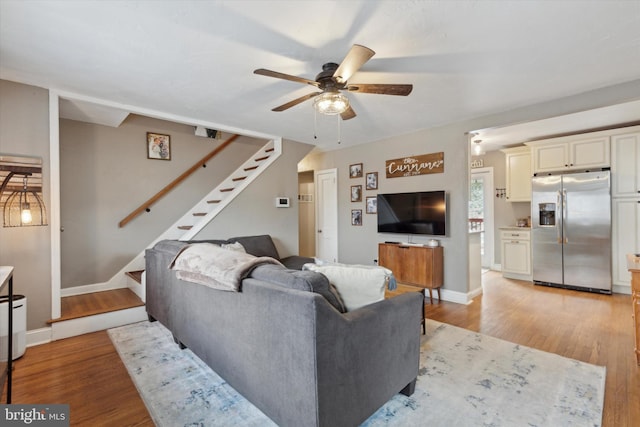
[315,168,338,262]
[470,167,495,268]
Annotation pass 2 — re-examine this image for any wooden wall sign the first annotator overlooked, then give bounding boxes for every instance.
[385,152,444,178]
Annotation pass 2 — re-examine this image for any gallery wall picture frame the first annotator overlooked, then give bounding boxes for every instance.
[366,196,377,214]
[349,163,363,178]
[351,185,362,202]
[147,132,171,160]
[351,209,363,226]
[366,172,378,190]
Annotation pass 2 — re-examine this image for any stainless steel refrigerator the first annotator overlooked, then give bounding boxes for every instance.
[531,170,611,293]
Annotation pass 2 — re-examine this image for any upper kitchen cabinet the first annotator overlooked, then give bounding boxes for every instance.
[528,136,610,174]
[501,146,531,202]
[611,131,640,198]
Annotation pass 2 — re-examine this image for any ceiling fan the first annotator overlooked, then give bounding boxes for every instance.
[254,44,413,121]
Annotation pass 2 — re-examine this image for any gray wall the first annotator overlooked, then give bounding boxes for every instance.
[300,126,470,294]
[195,139,314,257]
[0,80,51,330]
[60,115,265,287]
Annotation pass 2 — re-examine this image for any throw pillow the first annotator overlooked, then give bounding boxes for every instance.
[303,263,392,311]
[249,264,346,313]
[221,242,246,253]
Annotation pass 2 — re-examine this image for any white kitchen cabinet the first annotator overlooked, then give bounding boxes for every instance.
[612,131,640,198]
[502,146,531,202]
[611,128,640,293]
[612,198,640,288]
[500,229,532,280]
[531,137,610,174]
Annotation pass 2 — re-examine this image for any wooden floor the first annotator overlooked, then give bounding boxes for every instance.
[4,271,638,426]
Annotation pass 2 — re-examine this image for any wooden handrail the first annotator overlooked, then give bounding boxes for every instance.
[118,134,240,228]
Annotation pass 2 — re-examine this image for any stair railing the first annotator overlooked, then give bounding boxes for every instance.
[118,134,239,228]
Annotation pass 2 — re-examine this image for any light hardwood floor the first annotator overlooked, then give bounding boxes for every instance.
[4,271,638,426]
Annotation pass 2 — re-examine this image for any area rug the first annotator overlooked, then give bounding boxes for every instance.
[108,320,605,426]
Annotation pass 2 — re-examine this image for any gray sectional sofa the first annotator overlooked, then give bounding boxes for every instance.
[145,235,423,427]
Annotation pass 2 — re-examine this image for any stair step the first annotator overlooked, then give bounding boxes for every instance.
[125,270,144,284]
[178,225,193,230]
[47,289,144,324]
[207,199,221,204]
[244,166,259,171]
[232,176,247,182]
[220,188,234,192]
[254,155,270,162]
[192,212,207,216]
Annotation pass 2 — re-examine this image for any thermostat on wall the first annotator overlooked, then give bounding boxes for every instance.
[275,197,290,208]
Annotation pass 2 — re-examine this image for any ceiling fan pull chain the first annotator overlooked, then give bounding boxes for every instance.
[314,109,318,140]
[337,114,341,144]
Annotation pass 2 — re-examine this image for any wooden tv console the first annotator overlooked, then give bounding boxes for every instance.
[378,243,444,303]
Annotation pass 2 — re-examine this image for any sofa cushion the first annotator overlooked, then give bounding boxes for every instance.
[303,263,391,311]
[228,235,280,259]
[250,264,346,313]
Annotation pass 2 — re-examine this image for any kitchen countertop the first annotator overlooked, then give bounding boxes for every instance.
[499,226,531,231]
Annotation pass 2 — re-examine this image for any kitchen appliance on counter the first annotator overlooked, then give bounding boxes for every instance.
[531,170,611,293]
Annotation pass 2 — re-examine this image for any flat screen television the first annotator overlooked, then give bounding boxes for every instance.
[377,191,447,236]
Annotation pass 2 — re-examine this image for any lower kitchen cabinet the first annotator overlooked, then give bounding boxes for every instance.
[500,229,532,281]
[612,198,640,289]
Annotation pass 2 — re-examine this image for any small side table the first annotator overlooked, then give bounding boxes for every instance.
[0,266,14,403]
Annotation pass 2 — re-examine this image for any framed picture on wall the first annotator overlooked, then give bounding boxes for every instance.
[366,172,378,190]
[366,196,377,214]
[147,132,171,160]
[349,163,363,178]
[351,209,362,226]
[351,185,362,202]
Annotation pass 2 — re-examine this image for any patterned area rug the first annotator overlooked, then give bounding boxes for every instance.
[108,320,605,427]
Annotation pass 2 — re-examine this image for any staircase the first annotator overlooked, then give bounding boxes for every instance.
[49,138,282,340]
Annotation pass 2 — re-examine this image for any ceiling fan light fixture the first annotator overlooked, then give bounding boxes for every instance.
[313,92,349,115]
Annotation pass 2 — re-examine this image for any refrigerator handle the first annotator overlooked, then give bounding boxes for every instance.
[557,190,563,244]
[562,189,568,244]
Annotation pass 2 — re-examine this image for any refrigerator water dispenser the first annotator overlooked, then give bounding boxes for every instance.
[539,203,556,226]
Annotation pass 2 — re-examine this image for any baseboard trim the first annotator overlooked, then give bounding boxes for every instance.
[27,327,52,347]
[61,282,127,297]
[439,288,478,305]
[612,284,631,295]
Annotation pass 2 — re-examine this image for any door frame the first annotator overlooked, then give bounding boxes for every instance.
[470,167,495,268]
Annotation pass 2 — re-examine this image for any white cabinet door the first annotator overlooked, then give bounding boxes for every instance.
[570,137,610,170]
[533,143,568,173]
[612,198,640,287]
[502,239,531,276]
[503,147,532,202]
[612,132,640,198]
[531,137,610,173]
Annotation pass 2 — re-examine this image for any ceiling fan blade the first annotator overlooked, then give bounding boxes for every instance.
[272,92,322,112]
[346,83,413,96]
[254,68,319,87]
[333,44,375,84]
[340,105,357,121]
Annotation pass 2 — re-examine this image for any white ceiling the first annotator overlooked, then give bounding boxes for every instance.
[1,1,640,151]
